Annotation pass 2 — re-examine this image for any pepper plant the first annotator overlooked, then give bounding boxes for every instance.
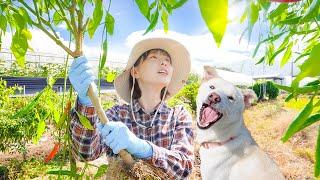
[1,0,320,178]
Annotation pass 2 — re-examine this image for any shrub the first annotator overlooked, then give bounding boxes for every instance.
[0,79,61,155]
[168,81,200,114]
[252,81,279,100]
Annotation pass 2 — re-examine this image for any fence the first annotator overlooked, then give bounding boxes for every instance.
[0,48,126,71]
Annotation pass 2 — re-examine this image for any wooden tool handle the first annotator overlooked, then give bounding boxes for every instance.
[87,83,134,166]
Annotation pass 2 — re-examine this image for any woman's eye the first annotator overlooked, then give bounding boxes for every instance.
[150,56,157,59]
[228,96,235,101]
[209,85,215,89]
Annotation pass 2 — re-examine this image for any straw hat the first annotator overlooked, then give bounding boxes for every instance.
[114,38,191,103]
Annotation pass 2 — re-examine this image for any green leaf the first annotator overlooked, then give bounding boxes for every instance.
[143,10,159,35]
[248,1,259,42]
[172,0,188,9]
[292,44,320,88]
[12,88,47,118]
[274,84,292,92]
[150,1,157,10]
[47,169,79,177]
[57,113,67,129]
[87,0,103,38]
[161,9,169,33]
[280,16,301,25]
[301,0,320,23]
[21,29,32,40]
[285,93,294,102]
[53,11,63,26]
[33,117,46,144]
[282,97,314,142]
[298,113,320,133]
[268,46,285,65]
[258,0,270,11]
[100,40,108,71]
[11,31,28,67]
[47,76,56,88]
[53,109,60,124]
[280,41,293,67]
[105,12,115,35]
[94,164,108,179]
[76,0,85,13]
[135,0,149,20]
[306,80,320,86]
[18,7,32,25]
[294,52,310,63]
[106,71,116,82]
[252,31,287,58]
[315,126,320,177]
[76,111,94,130]
[12,12,26,30]
[161,1,172,14]
[240,10,247,23]
[255,56,265,65]
[268,3,287,19]
[0,14,7,31]
[275,84,320,94]
[198,0,228,47]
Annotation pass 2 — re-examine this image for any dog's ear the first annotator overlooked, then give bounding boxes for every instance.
[203,66,219,81]
[241,89,257,108]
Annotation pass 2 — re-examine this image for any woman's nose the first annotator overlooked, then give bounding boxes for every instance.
[160,59,168,66]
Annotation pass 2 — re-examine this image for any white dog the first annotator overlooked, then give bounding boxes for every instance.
[196,66,284,180]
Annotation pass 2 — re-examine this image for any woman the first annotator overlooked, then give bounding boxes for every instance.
[69,38,194,179]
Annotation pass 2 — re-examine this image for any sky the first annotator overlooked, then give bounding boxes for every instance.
[1,0,300,77]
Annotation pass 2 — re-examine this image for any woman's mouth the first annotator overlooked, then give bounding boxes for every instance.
[158,70,168,75]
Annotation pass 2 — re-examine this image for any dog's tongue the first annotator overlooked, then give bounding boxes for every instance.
[199,107,219,127]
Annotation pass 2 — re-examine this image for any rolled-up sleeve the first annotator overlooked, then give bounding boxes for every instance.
[69,98,119,161]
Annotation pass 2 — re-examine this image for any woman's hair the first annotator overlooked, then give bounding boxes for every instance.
[129,49,171,100]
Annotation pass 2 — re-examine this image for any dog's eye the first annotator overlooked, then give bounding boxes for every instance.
[228,96,235,101]
[209,85,215,89]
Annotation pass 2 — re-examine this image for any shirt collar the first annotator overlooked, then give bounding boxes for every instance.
[132,99,170,114]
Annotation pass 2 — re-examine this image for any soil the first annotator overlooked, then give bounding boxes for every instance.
[0,100,317,179]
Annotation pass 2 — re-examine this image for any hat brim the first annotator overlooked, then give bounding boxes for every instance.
[114,38,191,103]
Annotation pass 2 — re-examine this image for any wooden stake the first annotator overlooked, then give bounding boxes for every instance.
[87,83,135,166]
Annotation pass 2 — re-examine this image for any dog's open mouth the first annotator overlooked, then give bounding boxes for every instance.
[197,103,223,129]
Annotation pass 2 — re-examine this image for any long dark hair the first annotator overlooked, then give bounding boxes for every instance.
[129,49,171,100]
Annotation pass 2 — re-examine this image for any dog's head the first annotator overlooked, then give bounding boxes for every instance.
[196,66,254,143]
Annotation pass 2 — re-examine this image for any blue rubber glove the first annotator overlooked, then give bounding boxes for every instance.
[97,122,153,159]
[69,56,95,106]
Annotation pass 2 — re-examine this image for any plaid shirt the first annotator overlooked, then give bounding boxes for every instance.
[70,99,194,179]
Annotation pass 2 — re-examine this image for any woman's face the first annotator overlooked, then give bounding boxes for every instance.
[134,50,173,88]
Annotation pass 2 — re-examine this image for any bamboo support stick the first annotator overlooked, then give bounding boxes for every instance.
[87,83,135,167]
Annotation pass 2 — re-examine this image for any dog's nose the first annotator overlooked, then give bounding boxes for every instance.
[209,92,221,104]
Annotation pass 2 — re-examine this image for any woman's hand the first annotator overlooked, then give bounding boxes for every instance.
[69,56,95,105]
[97,121,153,158]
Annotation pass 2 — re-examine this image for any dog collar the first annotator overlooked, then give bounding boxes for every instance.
[200,136,236,149]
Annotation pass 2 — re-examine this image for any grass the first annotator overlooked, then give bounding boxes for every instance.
[243,98,317,179]
[0,153,66,179]
[284,96,320,113]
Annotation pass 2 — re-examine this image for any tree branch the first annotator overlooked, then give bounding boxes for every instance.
[32,22,75,57]
[18,1,62,40]
[55,0,75,34]
[69,0,78,34]
[32,0,42,25]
